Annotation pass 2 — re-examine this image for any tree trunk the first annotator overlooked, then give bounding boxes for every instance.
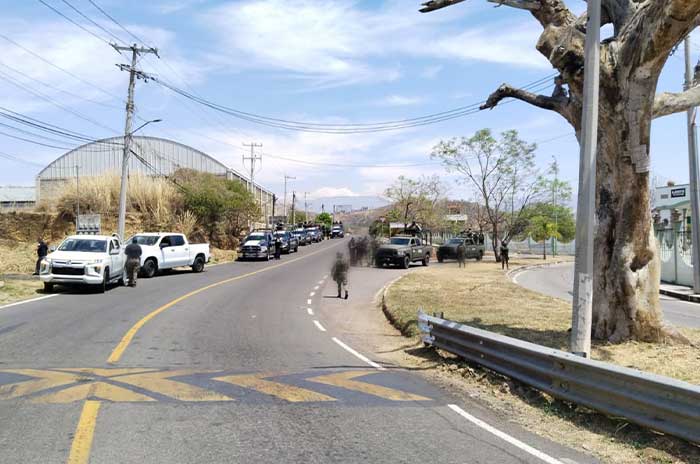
[543,237,546,260]
[592,80,687,343]
[492,224,501,261]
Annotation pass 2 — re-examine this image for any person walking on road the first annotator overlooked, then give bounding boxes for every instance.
[331,252,349,299]
[34,237,48,275]
[456,243,466,268]
[348,237,357,266]
[124,237,143,287]
[500,240,510,270]
[274,235,282,260]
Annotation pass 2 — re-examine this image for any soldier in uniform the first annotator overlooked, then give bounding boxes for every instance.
[348,237,357,266]
[124,237,143,287]
[34,237,48,275]
[331,252,349,299]
[274,235,282,260]
[369,236,380,267]
[500,240,510,270]
[456,242,466,268]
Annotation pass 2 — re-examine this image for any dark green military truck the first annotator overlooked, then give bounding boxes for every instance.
[374,236,431,269]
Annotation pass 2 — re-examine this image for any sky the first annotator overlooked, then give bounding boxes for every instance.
[0,0,698,206]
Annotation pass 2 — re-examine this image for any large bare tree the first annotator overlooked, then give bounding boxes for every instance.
[421,0,700,342]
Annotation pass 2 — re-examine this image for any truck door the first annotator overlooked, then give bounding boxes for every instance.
[170,235,190,266]
[108,238,124,278]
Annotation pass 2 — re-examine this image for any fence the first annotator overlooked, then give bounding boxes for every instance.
[432,231,575,256]
[656,228,694,286]
[418,311,700,443]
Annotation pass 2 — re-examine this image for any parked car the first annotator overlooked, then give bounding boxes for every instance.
[239,230,276,260]
[273,230,299,254]
[331,225,345,238]
[39,234,125,293]
[293,228,311,245]
[305,227,322,243]
[128,233,210,277]
[437,237,484,262]
[375,236,431,269]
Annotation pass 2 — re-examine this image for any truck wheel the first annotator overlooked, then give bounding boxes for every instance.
[192,256,205,273]
[437,255,444,263]
[43,282,54,293]
[402,256,410,269]
[143,259,157,278]
[422,255,430,266]
[99,268,109,293]
[477,251,483,261]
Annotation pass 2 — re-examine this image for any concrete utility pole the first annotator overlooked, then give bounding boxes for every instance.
[684,36,700,293]
[570,0,601,358]
[291,191,297,225]
[75,165,80,232]
[114,43,158,241]
[243,142,263,194]
[283,174,295,220]
[304,192,309,223]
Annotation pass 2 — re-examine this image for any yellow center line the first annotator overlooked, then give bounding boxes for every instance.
[107,242,341,363]
[67,400,101,464]
[64,241,342,464]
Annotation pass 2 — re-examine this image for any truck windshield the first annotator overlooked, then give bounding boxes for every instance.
[390,238,411,245]
[58,238,107,253]
[248,233,265,240]
[447,238,464,245]
[129,235,159,246]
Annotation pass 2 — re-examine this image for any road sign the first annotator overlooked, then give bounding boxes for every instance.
[77,214,101,235]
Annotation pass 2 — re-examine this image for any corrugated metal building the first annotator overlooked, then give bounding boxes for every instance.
[36,136,274,220]
[0,186,36,211]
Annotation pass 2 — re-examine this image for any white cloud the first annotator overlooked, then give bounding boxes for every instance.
[376,95,425,107]
[421,65,443,79]
[203,0,549,87]
[311,187,361,198]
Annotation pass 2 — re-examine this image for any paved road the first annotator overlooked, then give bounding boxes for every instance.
[513,262,700,328]
[0,239,595,463]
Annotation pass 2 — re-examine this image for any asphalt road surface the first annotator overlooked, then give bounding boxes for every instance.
[0,239,595,463]
[513,262,700,328]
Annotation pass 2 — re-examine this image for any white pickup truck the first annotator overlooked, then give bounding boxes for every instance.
[127,233,210,278]
[40,234,126,293]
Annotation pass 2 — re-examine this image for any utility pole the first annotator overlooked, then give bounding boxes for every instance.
[291,191,297,225]
[304,192,309,224]
[283,174,295,220]
[552,155,559,257]
[75,165,80,232]
[271,194,277,228]
[114,43,158,241]
[571,0,601,358]
[243,142,263,194]
[684,36,700,293]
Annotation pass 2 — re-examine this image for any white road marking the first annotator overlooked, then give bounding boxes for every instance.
[0,293,58,310]
[307,307,314,316]
[318,280,325,285]
[313,320,326,332]
[332,337,385,371]
[307,299,312,305]
[314,286,320,290]
[447,404,565,464]
[323,274,328,279]
[309,292,316,297]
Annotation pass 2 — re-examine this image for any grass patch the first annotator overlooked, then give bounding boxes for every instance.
[210,247,237,264]
[383,259,700,462]
[385,259,700,384]
[0,279,44,306]
[0,239,37,275]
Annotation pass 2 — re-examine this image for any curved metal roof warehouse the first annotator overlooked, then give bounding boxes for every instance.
[36,136,274,213]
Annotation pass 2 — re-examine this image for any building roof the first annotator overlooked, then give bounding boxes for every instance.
[0,185,35,203]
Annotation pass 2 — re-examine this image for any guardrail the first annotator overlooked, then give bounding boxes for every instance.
[418,311,700,443]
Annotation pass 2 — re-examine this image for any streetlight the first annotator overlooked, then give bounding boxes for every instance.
[117,118,163,241]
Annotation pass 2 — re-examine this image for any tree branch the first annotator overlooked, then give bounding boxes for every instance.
[419,0,466,13]
[653,85,700,119]
[480,83,572,122]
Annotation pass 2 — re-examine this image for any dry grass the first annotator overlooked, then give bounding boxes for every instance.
[0,279,44,306]
[210,247,237,264]
[383,260,700,463]
[0,239,37,275]
[53,174,178,218]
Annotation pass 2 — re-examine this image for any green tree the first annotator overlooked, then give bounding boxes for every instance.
[316,212,332,227]
[384,175,447,231]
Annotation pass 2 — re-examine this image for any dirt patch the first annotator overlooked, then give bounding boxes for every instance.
[0,279,45,306]
[379,260,700,463]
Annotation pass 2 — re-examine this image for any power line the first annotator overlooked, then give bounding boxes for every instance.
[59,0,126,45]
[0,149,45,167]
[36,0,114,47]
[0,128,72,149]
[86,0,148,46]
[0,32,123,102]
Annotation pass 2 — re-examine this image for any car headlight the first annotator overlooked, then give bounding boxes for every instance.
[40,259,51,273]
[396,250,405,256]
[260,246,268,252]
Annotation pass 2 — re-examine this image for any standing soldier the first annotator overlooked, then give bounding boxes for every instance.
[274,235,282,260]
[34,237,48,275]
[348,237,357,266]
[369,236,380,267]
[500,240,510,270]
[124,237,143,287]
[456,243,466,268]
[331,252,349,299]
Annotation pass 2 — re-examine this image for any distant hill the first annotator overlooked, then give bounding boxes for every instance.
[306,196,390,214]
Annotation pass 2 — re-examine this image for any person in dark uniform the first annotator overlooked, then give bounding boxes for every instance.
[331,252,349,299]
[274,235,282,260]
[456,243,466,268]
[348,237,357,266]
[500,240,510,270]
[124,238,143,287]
[34,237,48,275]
